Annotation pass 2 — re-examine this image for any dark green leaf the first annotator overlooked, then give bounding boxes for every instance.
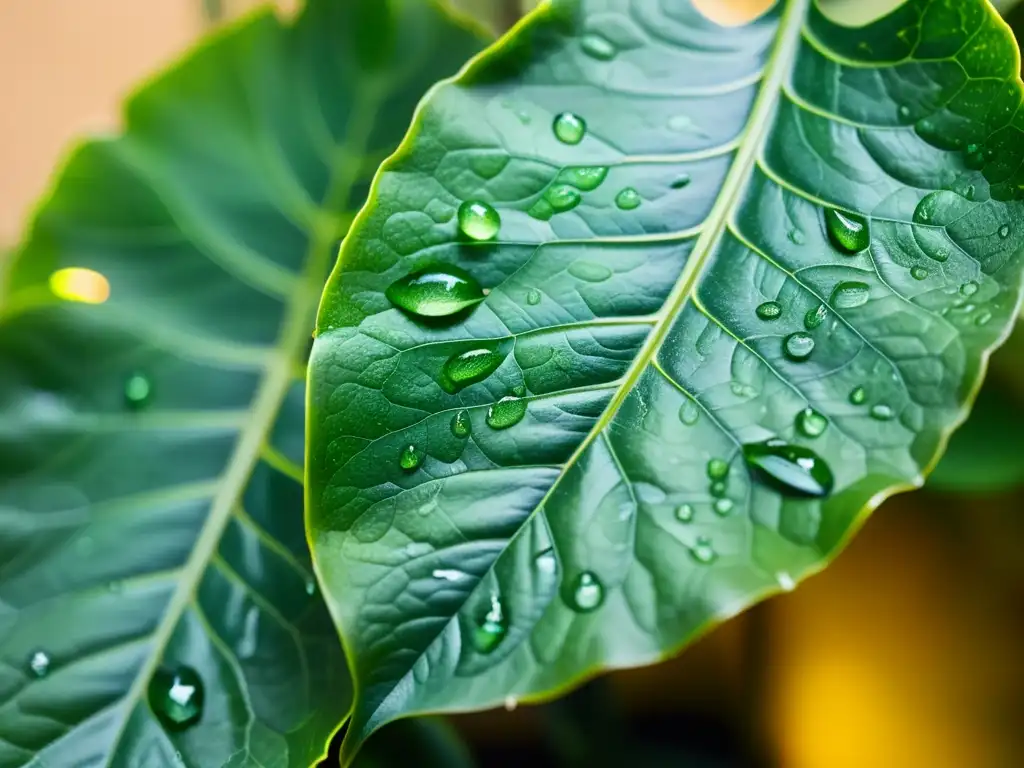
[307,0,1024,761]
[0,1,483,765]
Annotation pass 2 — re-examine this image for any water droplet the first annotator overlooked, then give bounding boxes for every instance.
[553,112,586,145]
[975,311,993,327]
[678,399,700,426]
[386,266,485,319]
[124,373,152,410]
[675,503,695,523]
[568,261,612,282]
[960,281,979,297]
[707,458,729,481]
[870,403,894,421]
[545,184,582,213]
[776,571,796,591]
[472,594,507,654]
[504,696,518,711]
[442,347,503,392]
[804,304,828,330]
[432,568,465,582]
[512,384,527,397]
[150,666,204,731]
[713,498,734,516]
[689,537,717,564]
[451,410,472,438]
[568,571,605,612]
[487,395,527,430]
[580,33,616,60]
[731,382,757,399]
[399,445,421,472]
[305,579,317,596]
[897,104,911,121]
[457,201,501,241]
[615,187,642,210]
[830,281,870,309]
[28,650,50,677]
[998,224,1011,239]
[849,386,867,405]
[559,166,608,191]
[526,289,542,305]
[710,481,728,498]
[670,173,692,189]
[783,332,815,362]
[824,208,870,254]
[756,301,782,320]
[743,439,835,498]
[910,266,929,280]
[795,407,828,438]
[787,228,806,245]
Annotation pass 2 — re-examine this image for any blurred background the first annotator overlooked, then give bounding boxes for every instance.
[2,1,1024,766]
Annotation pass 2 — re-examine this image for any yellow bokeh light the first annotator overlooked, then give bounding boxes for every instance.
[48,267,110,304]
[692,0,775,26]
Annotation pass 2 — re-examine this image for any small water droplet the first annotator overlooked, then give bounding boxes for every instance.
[553,112,586,145]
[678,399,700,426]
[824,208,870,254]
[615,187,642,210]
[442,347,504,392]
[450,410,472,438]
[804,304,828,330]
[776,571,796,591]
[975,311,993,327]
[504,696,518,711]
[689,537,717,564]
[399,445,421,472]
[487,395,527,430]
[512,384,527,397]
[870,403,895,421]
[568,571,605,613]
[710,481,727,498]
[998,224,1011,239]
[830,281,870,309]
[756,301,782,320]
[743,439,834,498]
[783,332,815,362]
[713,498,734,516]
[675,503,695,523]
[959,281,979,297]
[910,266,929,280]
[849,386,867,405]
[124,373,152,410]
[386,266,485,319]
[795,407,828,438]
[670,173,692,189]
[897,104,911,121]
[568,261,612,282]
[707,458,729,481]
[731,382,757,399]
[787,228,806,245]
[580,33,616,60]
[29,650,50,677]
[457,200,501,241]
[526,288,542,305]
[305,579,317,596]
[472,594,508,654]
[150,666,204,731]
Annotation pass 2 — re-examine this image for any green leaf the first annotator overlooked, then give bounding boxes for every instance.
[307,0,1024,761]
[0,1,483,765]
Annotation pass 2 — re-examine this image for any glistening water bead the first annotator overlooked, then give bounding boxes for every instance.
[743,439,834,498]
[451,410,472,438]
[553,112,586,144]
[568,571,605,612]
[149,666,204,731]
[472,594,508,654]
[441,347,504,392]
[783,332,815,361]
[756,301,782,320]
[399,445,421,472]
[825,208,870,254]
[124,372,152,410]
[28,650,50,677]
[795,407,828,438]
[615,187,642,210]
[457,200,501,241]
[486,395,527,430]
[386,265,486,319]
[830,281,870,309]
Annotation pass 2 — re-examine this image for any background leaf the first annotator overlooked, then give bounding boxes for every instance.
[0,1,483,765]
[307,0,1024,761]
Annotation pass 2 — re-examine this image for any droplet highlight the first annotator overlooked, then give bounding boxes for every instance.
[149,666,205,731]
[870,403,895,421]
[386,266,485,319]
[783,332,815,362]
[451,410,472,438]
[743,439,834,498]
[580,33,616,60]
[713,498,734,516]
[442,347,503,392]
[472,594,508,654]
[553,112,586,145]
[795,407,828,438]
[28,650,50,678]
[825,208,870,254]
[487,395,527,430]
[568,571,605,612]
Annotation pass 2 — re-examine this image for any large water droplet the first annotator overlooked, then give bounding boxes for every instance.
[689,537,717,564]
[568,261,612,282]
[910,266,929,280]
[386,266,485,319]
[559,166,608,191]
[451,410,472,438]
[580,33,616,60]
[615,187,642,210]
[553,112,586,145]
[472,594,508,654]
[545,184,582,213]
[457,201,501,241]
[442,348,503,392]
[804,304,828,330]
[707,458,729,481]
[150,666,204,731]
[487,395,527,430]
[849,386,867,405]
[678,399,700,426]
[830,281,870,309]
[743,439,834,498]
[124,373,152,410]
[825,208,870,254]
[675,503,695,523]
[756,301,782,320]
[28,650,50,678]
[568,571,605,612]
[783,332,815,362]
[870,403,895,421]
[795,407,828,438]
[399,445,421,472]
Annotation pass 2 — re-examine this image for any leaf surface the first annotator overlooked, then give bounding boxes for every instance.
[307,0,1024,760]
[0,1,482,765]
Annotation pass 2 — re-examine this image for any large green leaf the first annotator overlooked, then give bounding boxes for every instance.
[309,0,1024,760]
[0,1,482,765]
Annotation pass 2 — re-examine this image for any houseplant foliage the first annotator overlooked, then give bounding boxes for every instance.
[307,0,1024,762]
[0,1,482,765]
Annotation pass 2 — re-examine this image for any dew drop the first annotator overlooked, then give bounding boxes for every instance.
[795,407,828,438]
[487,395,527,430]
[804,304,828,330]
[472,594,508,654]
[675,503,695,523]
[399,445,421,472]
[999,224,1011,239]
[707,458,729,481]
[910,266,929,281]
[615,187,642,210]
[451,410,472,438]
[526,288,542,306]
[870,403,895,421]
[830,281,870,309]
[849,386,867,405]
[568,261,612,282]
[743,439,835,498]
[553,112,586,145]
[897,104,912,121]
[689,537,717,565]
[678,399,700,426]
[512,384,527,397]
[124,372,152,410]
[670,173,692,189]
[442,347,504,392]
[960,281,979,297]
[150,666,204,731]
[710,481,728,498]
[824,208,870,254]
[457,200,501,241]
[305,579,317,596]
[580,33,616,60]
[975,311,993,327]
[559,166,608,191]
[386,266,485,319]
[756,301,782,321]
[713,498,734,516]
[28,650,50,678]
[568,571,605,613]
[546,184,582,213]
[783,332,815,362]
